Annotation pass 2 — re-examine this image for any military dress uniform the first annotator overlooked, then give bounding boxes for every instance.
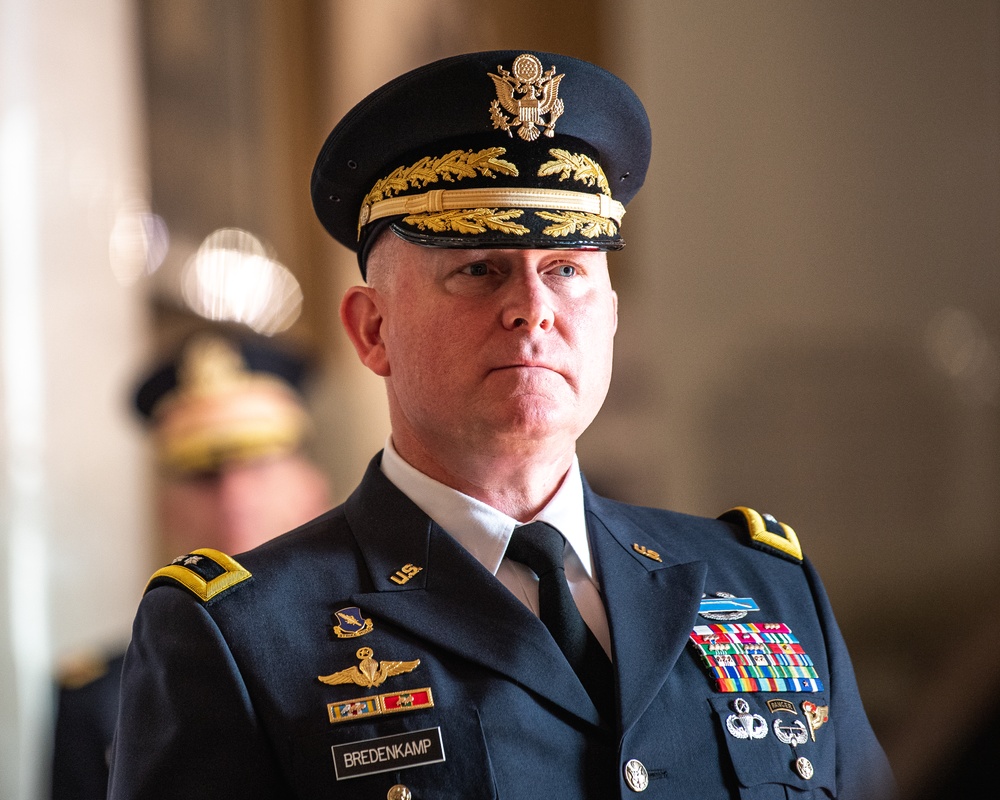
[108,50,894,798]
[109,455,893,799]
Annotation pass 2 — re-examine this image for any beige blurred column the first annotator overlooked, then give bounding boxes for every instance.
[0,0,150,797]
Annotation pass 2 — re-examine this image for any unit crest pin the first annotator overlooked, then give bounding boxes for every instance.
[332,606,373,639]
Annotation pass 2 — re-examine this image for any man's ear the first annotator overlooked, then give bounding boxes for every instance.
[339,286,390,377]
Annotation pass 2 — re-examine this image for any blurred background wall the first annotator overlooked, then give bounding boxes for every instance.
[1,1,997,798]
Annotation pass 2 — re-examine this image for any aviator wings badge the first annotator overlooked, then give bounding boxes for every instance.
[489,54,565,141]
[318,647,421,689]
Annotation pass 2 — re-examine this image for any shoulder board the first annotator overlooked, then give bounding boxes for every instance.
[145,548,252,602]
[718,506,803,563]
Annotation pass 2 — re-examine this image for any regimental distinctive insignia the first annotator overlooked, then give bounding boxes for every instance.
[327,687,435,724]
[318,647,421,689]
[802,700,830,741]
[332,607,374,639]
[725,698,768,740]
[699,592,760,621]
[773,717,810,746]
[632,543,662,562]
[688,623,825,693]
[390,564,423,585]
[489,54,565,141]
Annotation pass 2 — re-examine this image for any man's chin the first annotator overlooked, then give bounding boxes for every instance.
[472,402,585,447]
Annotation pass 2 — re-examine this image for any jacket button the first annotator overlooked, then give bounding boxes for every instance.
[624,759,649,792]
[387,785,411,800]
[795,757,815,780]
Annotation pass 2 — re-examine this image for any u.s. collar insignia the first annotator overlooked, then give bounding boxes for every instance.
[332,607,373,639]
[318,647,420,689]
[699,592,760,621]
[633,543,662,562]
[390,563,423,585]
[489,54,565,141]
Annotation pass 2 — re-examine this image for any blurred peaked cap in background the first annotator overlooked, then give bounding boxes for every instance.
[310,50,652,277]
[133,333,314,475]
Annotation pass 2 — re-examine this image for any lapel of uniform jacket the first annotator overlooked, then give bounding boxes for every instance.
[584,486,708,735]
[344,455,602,728]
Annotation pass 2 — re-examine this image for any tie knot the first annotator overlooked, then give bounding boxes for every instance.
[505,521,566,578]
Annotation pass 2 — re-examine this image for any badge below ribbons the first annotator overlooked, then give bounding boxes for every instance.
[690,623,824,693]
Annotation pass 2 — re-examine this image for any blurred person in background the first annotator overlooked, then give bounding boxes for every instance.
[49,332,331,800]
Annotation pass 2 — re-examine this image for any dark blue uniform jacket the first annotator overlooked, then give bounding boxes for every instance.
[109,454,894,799]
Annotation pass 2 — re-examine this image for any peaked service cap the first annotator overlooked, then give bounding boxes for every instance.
[311,50,652,277]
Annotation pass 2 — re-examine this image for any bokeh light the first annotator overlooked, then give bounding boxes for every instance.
[108,202,169,286]
[925,306,999,406]
[181,227,302,335]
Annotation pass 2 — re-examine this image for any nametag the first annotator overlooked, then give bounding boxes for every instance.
[332,726,445,780]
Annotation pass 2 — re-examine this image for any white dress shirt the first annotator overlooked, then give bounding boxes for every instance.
[380,437,612,658]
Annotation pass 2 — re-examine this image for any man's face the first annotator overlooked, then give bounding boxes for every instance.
[355,235,618,463]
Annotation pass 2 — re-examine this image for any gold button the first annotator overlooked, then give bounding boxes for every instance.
[795,757,815,780]
[387,785,411,800]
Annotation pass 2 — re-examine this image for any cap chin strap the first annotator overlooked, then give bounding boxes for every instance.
[359,186,625,234]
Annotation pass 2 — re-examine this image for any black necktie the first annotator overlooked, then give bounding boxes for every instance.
[505,521,614,722]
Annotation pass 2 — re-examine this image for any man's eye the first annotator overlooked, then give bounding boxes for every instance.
[553,265,576,277]
[465,262,489,277]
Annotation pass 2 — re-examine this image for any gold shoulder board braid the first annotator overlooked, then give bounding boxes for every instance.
[719,507,803,563]
[145,547,252,602]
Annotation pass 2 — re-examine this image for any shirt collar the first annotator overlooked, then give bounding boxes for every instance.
[380,437,594,579]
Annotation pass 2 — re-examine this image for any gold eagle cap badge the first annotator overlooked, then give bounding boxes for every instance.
[318,647,421,689]
[489,54,565,141]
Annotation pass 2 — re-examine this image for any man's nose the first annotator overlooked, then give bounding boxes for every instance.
[501,272,555,331]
